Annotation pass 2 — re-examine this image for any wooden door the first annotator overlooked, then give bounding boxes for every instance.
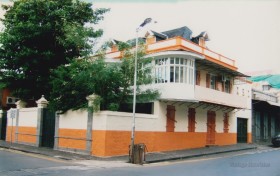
[166,105,176,132]
[206,111,216,145]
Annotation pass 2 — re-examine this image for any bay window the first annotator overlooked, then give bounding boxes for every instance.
[155,57,194,84]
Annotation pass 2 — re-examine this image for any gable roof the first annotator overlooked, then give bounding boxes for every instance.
[161,26,193,40]
[149,30,168,40]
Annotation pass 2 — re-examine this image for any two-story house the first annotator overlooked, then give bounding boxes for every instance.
[103,26,252,154]
[3,25,252,157]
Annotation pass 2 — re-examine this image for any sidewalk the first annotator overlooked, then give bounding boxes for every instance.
[0,140,262,164]
[145,143,258,163]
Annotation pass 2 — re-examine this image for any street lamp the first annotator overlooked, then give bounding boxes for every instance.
[130,18,153,163]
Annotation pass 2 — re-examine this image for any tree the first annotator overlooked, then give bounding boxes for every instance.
[0,0,108,101]
[49,43,159,113]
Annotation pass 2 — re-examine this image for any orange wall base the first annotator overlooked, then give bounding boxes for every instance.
[58,129,87,150]
[6,126,16,142]
[215,133,237,145]
[247,133,252,143]
[91,130,238,157]
[17,127,37,144]
[6,126,36,144]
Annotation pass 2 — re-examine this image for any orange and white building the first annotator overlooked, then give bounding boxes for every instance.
[55,26,252,157]
[96,26,252,155]
[4,26,252,157]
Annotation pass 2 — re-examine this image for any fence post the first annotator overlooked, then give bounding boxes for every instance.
[54,111,60,150]
[36,95,48,147]
[86,94,99,155]
[15,100,26,143]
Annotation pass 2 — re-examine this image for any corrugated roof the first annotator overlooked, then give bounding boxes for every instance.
[249,74,280,89]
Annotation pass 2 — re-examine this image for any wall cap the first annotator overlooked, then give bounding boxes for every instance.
[36,95,49,108]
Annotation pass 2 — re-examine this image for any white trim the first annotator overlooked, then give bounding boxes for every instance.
[146,51,204,60]
[267,101,280,107]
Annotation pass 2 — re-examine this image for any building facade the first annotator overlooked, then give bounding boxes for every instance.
[249,75,280,143]
[4,26,252,157]
[100,26,252,155]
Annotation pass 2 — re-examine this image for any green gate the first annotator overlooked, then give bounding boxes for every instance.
[41,109,55,148]
[1,111,7,140]
[237,118,248,143]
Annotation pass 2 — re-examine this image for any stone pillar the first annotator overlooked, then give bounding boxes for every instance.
[15,100,26,143]
[54,111,60,150]
[35,95,48,147]
[86,94,99,154]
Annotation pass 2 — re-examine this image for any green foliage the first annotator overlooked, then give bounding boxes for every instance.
[49,44,159,113]
[0,0,108,101]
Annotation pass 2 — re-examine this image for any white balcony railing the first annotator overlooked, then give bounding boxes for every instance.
[147,37,236,68]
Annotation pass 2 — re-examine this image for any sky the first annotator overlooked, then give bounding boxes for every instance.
[1,0,280,74]
[92,0,280,74]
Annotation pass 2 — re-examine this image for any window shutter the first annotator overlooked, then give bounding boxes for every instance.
[229,80,232,93]
[196,71,200,86]
[215,76,219,90]
[166,105,176,132]
[188,108,196,132]
[206,74,210,88]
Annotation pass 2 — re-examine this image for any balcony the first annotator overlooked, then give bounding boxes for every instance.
[146,37,237,70]
[195,85,248,109]
[156,83,195,101]
[105,37,237,71]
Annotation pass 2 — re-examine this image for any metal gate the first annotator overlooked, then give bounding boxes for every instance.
[237,118,247,143]
[0,111,7,140]
[41,109,55,148]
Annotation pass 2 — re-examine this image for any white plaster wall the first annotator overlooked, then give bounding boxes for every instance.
[147,39,176,51]
[92,111,108,130]
[59,110,88,129]
[233,82,252,109]
[233,82,252,133]
[18,108,38,127]
[174,105,188,132]
[154,101,170,131]
[194,108,207,132]
[151,83,195,101]
[195,85,247,108]
[199,70,207,87]
[215,111,224,133]
[229,113,237,133]
[93,111,160,131]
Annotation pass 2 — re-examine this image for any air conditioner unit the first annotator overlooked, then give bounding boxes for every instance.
[6,97,20,104]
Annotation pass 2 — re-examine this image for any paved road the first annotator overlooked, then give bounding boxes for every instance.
[0,147,279,176]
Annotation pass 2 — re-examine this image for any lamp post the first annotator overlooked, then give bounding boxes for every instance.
[130,18,153,163]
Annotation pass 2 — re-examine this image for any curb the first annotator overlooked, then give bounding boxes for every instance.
[1,145,70,160]
[146,146,257,163]
[0,144,89,160]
